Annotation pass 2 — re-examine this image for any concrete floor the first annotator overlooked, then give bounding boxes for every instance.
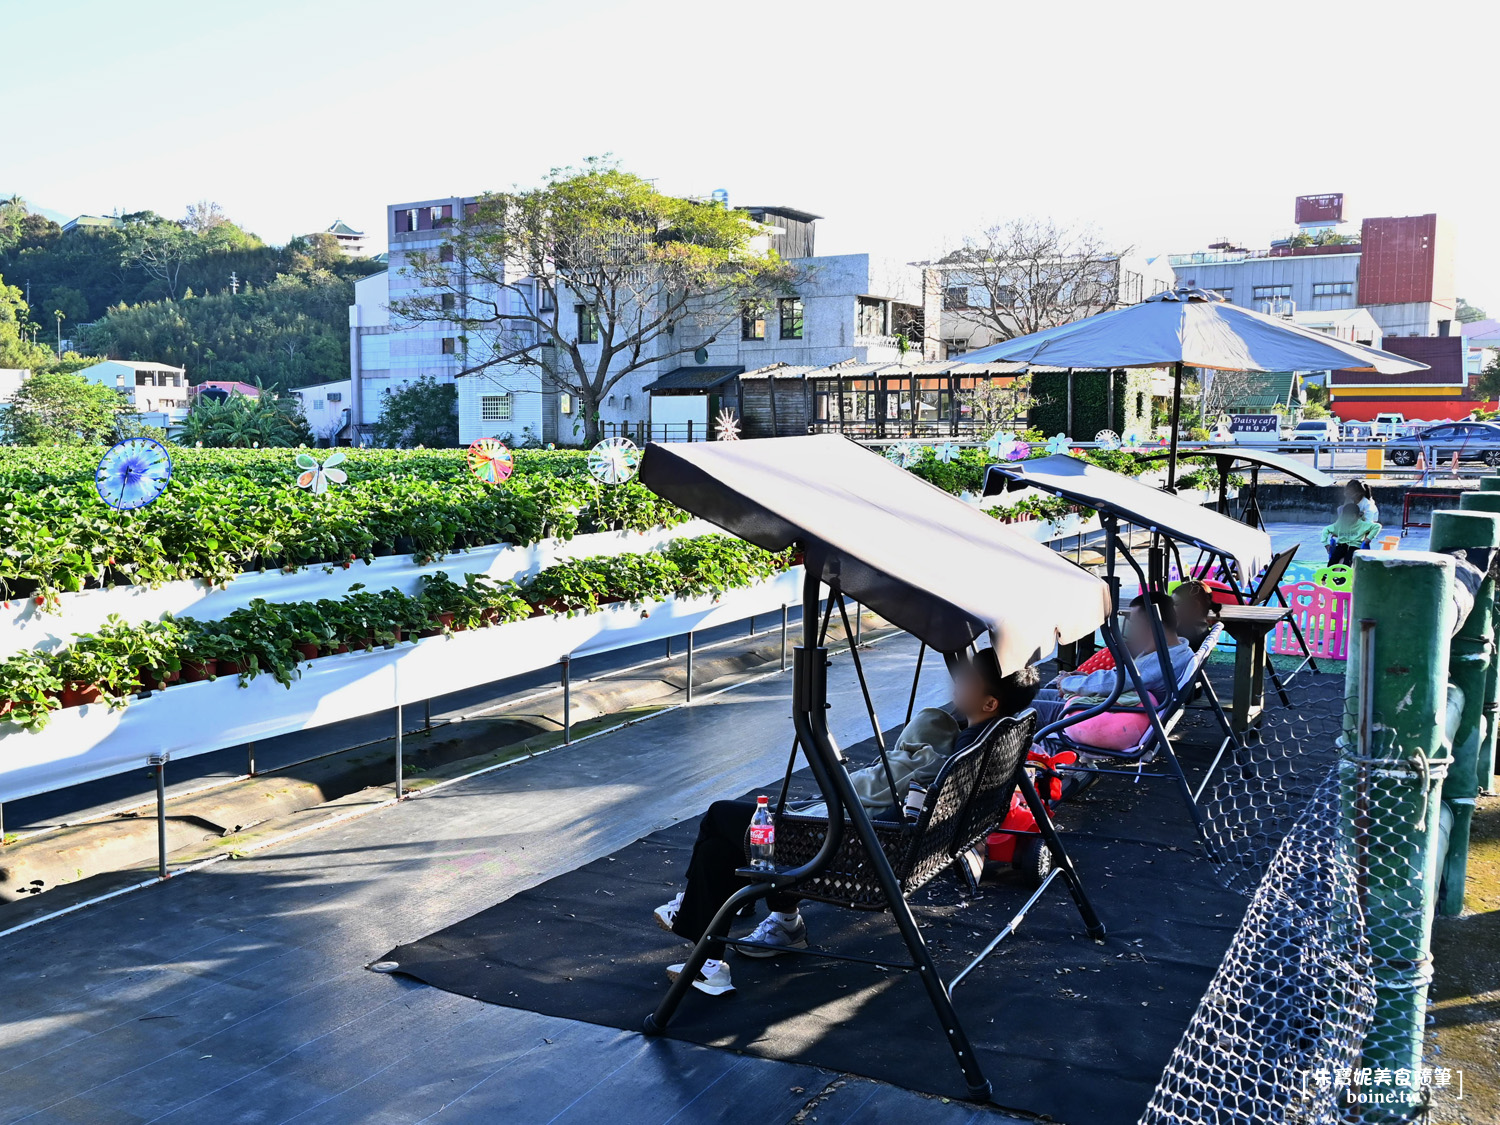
[0,631,1021,1125]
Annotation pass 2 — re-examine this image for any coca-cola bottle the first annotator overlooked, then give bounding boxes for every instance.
[748,795,775,869]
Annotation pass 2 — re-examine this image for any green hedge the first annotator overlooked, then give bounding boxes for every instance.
[1027,370,1152,438]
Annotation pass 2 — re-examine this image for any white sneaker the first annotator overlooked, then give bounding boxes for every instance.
[666,958,735,996]
[736,912,808,959]
[654,892,684,933]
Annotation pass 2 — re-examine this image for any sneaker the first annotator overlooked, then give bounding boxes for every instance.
[654,892,684,933]
[736,912,808,959]
[666,958,735,996]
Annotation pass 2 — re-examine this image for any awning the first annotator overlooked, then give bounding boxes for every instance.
[1133,445,1334,487]
[984,455,1274,576]
[639,435,1110,671]
[643,366,744,394]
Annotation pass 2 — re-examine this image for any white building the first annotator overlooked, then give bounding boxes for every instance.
[0,367,28,402]
[76,359,190,421]
[291,379,353,444]
[308,219,370,258]
[926,251,1176,358]
[351,197,937,446]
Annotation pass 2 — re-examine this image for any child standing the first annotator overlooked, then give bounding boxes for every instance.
[1322,502,1381,567]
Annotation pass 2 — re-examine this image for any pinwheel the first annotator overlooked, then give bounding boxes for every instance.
[295,450,347,495]
[935,442,960,463]
[588,437,641,484]
[714,409,741,441]
[95,438,172,510]
[1094,430,1121,450]
[1043,433,1071,455]
[885,441,922,469]
[985,429,1016,458]
[1000,439,1032,462]
[466,438,514,485]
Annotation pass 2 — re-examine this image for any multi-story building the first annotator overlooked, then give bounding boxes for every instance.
[77,359,190,421]
[306,220,370,258]
[350,198,940,446]
[924,251,1176,358]
[1168,200,1456,340]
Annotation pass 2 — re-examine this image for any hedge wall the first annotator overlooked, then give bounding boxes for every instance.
[1027,369,1153,438]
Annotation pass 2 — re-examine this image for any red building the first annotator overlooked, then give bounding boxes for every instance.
[1330,336,1481,422]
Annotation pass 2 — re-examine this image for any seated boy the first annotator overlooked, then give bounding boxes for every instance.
[1031,592,1192,731]
[654,649,1041,996]
[1171,580,1218,651]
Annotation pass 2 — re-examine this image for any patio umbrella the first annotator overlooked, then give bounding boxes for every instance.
[956,287,1430,489]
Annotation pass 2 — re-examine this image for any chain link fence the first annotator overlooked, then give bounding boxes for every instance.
[1141,671,1449,1124]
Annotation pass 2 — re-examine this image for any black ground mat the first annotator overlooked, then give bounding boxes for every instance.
[382,697,1296,1125]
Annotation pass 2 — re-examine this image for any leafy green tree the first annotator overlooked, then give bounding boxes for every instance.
[373,376,458,448]
[178,389,312,448]
[1456,298,1487,324]
[1,370,126,444]
[1476,356,1500,404]
[0,273,53,370]
[392,158,795,444]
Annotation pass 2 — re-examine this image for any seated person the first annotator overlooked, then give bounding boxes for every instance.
[1322,503,1381,567]
[1172,579,1218,650]
[653,649,1041,996]
[1032,592,1193,732]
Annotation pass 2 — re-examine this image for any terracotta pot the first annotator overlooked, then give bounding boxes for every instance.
[180,659,217,683]
[60,682,104,708]
[218,659,248,676]
[296,642,320,661]
[481,607,500,625]
[0,699,13,718]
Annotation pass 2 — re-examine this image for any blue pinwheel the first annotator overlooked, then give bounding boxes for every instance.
[935,442,960,463]
[95,438,173,510]
[1044,433,1071,455]
[985,430,1016,458]
[885,441,922,469]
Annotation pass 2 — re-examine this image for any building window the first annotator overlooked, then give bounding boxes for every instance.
[1210,286,1233,300]
[943,286,969,310]
[943,339,969,357]
[1312,282,1354,297]
[1252,284,1293,300]
[441,294,456,310]
[480,394,512,421]
[313,399,324,411]
[741,302,766,340]
[441,337,457,354]
[856,297,889,338]
[559,393,573,415]
[538,285,555,313]
[464,201,480,218]
[576,304,600,344]
[778,297,804,340]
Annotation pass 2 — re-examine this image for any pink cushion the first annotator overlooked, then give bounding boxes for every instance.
[1064,694,1157,751]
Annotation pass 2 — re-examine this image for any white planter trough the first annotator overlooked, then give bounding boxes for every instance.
[0,519,724,659]
[0,568,804,804]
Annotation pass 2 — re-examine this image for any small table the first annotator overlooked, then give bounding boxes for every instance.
[1216,604,1292,731]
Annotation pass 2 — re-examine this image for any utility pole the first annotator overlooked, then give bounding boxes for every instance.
[229,271,239,295]
[54,310,64,357]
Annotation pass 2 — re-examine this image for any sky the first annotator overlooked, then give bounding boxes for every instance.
[6,0,1499,309]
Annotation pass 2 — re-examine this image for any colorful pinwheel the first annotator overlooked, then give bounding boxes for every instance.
[295,450,347,495]
[1001,440,1032,462]
[95,438,172,510]
[588,437,641,484]
[466,438,514,485]
[886,441,922,469]
[1123,432,1144,449]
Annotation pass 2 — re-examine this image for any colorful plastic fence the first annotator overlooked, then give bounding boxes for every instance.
[1272,580,1352,660]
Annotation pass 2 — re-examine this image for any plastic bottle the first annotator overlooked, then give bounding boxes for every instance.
[748,795,775,869]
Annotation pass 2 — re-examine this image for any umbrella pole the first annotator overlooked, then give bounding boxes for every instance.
[1166,360,1184,491]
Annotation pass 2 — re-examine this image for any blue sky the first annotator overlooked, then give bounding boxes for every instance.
[6,0,1499,309]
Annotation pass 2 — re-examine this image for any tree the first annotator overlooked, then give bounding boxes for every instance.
[1476,355,1500,404]
[0,273,52,370]
[373,376,458,448]
[124,218,194,300]
[390,159,796,444]
[1,370,126,444]
[940,218,1126,341]
[183,200,228,234]
[1456,298,1487,324]
[178,389,311,447]
[967,373,1032,428]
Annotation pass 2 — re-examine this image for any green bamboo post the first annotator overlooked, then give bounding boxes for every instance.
[1343,550,1455,1099]
[1459,490,1500,792]
[1429,511,1500,916]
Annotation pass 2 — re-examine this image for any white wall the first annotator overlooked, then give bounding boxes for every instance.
[649,394,709,434]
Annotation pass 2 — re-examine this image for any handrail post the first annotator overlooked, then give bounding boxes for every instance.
[150,753,169,880]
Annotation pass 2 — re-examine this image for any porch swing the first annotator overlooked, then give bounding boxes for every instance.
[636,434,1110,1103]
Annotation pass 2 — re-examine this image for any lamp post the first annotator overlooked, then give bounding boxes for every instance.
[53,310,65,357]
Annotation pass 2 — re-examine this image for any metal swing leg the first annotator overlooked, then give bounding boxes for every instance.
[1016,768,1104,939]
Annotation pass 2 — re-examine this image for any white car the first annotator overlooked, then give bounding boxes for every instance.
[1291,419,1340,442]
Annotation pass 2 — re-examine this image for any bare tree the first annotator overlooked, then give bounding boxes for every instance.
[184,200,228,234]
[390,160,795,444]
[939,219,1128,342]
[124,223,193,300]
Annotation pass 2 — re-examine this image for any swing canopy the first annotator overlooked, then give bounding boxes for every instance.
[984,454,1275,576]
[639,435,1110,673]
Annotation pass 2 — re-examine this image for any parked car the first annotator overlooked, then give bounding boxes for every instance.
[1291,419,1340,442]
[1386,421,1500,467]
[1373,412,1406,440]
